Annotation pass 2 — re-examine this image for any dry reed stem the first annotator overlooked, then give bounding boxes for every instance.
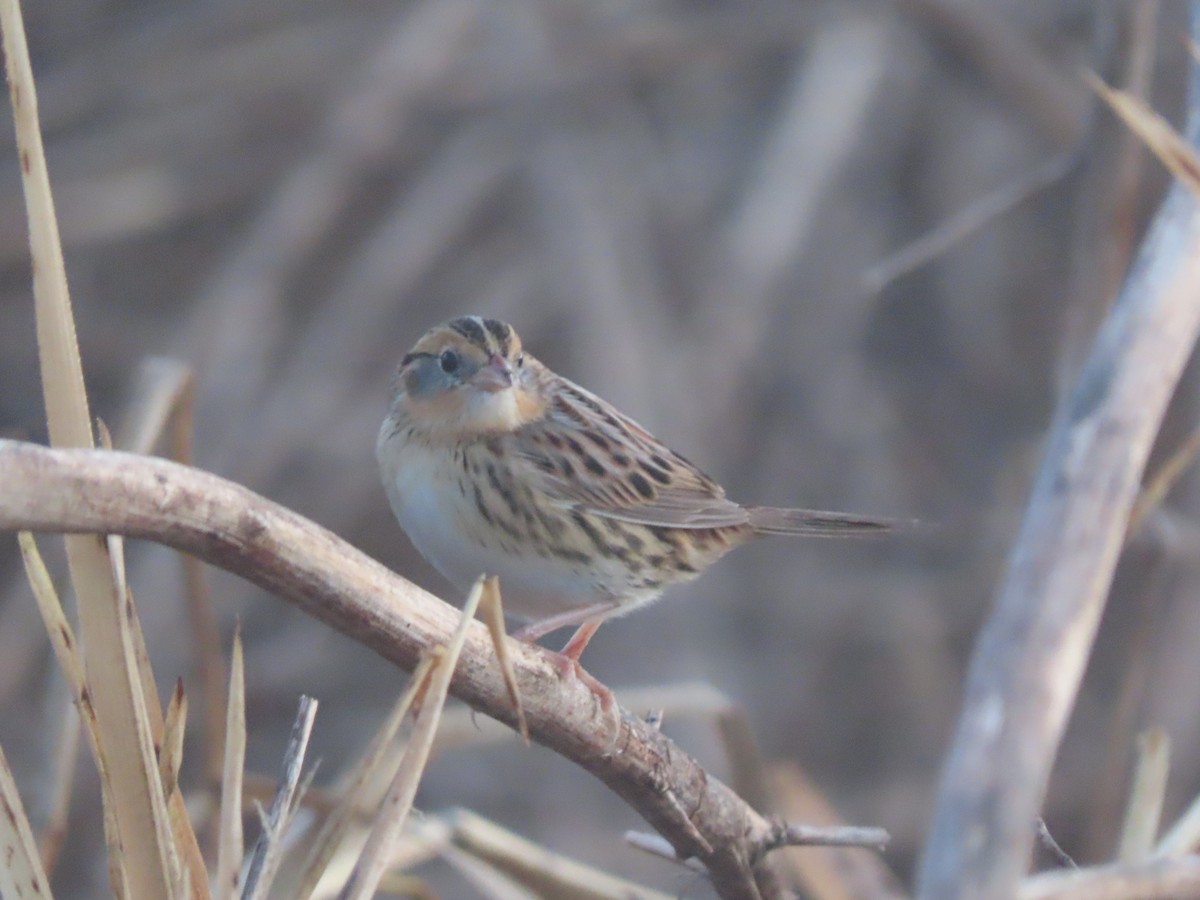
[215,626,246,900]
[1157,789,1200,858]
[917,12,1200,895]
[1117,728,1170,861]
[0,440,803,900]
[3,0,186,891]
[0,742,52,899]
[17,532,128,897]
[159,679,187,806]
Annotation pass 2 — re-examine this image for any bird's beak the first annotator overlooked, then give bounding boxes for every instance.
[470,354,513,393]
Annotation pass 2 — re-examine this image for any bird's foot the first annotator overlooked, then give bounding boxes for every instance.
[542,647,616,712]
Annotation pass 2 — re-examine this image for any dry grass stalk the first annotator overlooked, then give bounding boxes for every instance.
[447,808,674,900]
[1087,71,1200,197]
[2,0,184,891]
[37,698,81,878]
[338,576,486,899]
[242,694,319,900]
[17,532,128,896]
[116,358,227,795]
[159,679,188,808]
[1157,790,1200,859]
[479,577,528,744]
[1130,425,1200,533]
[0,742,52,899]
[292,653,438,899]
[434,841,539,900]
[1117,728,1171,862]
[216,626,247,900]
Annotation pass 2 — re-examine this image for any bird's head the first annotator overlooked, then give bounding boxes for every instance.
[392,316,546,437]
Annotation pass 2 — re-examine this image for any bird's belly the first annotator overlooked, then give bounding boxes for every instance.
[379,444,608,620]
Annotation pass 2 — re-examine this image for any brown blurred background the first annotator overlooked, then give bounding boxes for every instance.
[3,0,1199,895]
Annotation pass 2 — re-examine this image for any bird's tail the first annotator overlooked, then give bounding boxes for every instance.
[747,506,901,537]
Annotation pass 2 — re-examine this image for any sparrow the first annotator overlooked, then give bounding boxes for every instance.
[377,316,893,691]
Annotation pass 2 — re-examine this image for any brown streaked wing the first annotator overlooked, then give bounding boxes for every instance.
[508,375,752,530]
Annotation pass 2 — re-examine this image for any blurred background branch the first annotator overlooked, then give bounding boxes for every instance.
[919,3,1200,892]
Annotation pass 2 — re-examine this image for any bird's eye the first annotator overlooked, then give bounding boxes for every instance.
[439,349,461,374]
[516,353,525,368]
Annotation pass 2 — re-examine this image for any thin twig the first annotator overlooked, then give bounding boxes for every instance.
[756,820,890,856]
[340,578,492,900]
[215,626,246,900]
[1036,818,1078,870]
[625,832,707,874]
[863,150,1077,293]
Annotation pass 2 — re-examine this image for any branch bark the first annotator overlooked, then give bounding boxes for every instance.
[917,7,1200,897]
[0,439,783,900]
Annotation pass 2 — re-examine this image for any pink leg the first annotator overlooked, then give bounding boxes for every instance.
[554,619,616,710]
[511,601,619,644]
[512,607,618,711]
[560,620,602,661]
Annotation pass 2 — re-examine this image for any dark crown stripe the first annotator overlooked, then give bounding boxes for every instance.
[483,318,511,355]
[447,316,489,350]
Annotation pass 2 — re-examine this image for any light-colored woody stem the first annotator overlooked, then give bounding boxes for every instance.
[0,438,789,900]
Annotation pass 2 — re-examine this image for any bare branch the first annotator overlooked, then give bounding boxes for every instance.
[0,439,802,900]
[755,820,890,856]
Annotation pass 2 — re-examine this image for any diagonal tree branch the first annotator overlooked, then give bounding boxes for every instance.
[918,6,1200,898]
[0,438,793,900]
